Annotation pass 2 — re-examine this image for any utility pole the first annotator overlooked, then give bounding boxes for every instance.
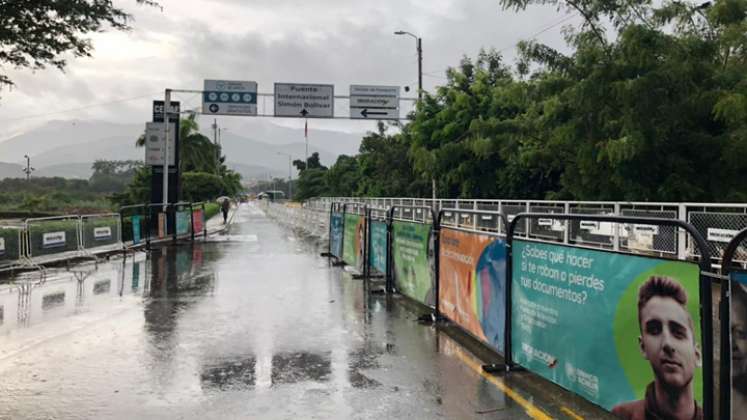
[277,152,293,200]
[22,155,34,181]
[212,119,218,144]
[162,89,171,212]
[395,30,433,201]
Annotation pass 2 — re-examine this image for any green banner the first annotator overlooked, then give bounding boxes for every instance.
[369,221,388,274]
[391,221,435,306]
[512,240,703,414]
[343,214,365,271]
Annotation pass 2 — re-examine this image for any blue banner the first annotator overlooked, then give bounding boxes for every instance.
[369,221,388,274]
[176,211,190,236]
[330,212,343,258]
[132,215,142,245]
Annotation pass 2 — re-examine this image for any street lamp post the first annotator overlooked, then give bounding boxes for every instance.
[395,30,435,203]
[277,152,293,201]
[394,30,422,100]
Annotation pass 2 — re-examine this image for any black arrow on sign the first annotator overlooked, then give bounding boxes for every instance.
[361,108,388,118]
[300,109,309,117]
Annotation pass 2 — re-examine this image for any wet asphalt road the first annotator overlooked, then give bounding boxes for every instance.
[0,203,610,419]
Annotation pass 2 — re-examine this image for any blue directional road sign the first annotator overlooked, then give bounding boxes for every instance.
[202,80,258,116]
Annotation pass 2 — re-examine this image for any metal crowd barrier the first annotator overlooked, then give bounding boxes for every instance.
[308,202,724,419]
[0,223,25,271]
[81,213,122,253]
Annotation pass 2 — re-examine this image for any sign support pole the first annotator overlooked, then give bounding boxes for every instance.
[162,88,171,212]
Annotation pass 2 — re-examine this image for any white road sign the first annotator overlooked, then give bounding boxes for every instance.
[203,80,258,116]
[350,84,399,120]
[144,122,176,166]
[274,83,334,118]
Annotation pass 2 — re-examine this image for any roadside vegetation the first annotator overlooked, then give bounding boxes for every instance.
[296,0,747,202]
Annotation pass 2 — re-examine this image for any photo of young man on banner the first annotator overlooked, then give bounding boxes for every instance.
[612,276,703,420]
[731,271,747,419]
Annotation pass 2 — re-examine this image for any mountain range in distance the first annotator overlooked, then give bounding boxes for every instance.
[0,119,367,181]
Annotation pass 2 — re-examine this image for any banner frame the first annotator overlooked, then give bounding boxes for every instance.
[436,208,510,358]
[365,206,390,279]
[719,228,747,420]
[341,203,367,274]
[387,205,440,318]
[506,212,713,418]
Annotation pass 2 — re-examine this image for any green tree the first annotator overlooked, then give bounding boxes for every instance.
[325,155,361,196]
[355,122,423,196]
[0,0,159,88]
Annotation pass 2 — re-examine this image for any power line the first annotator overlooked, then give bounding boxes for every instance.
[496,13,579,54]
[0,91,161,123]
[420,13,580,78]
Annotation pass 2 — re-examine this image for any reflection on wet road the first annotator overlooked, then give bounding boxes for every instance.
[0,203,608,419]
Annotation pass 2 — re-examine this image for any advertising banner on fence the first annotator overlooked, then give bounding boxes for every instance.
[193,209,204,234]
[439,228,506,353]
[132,215,142,244]
[512,239,703,416]
[176,211,190,236]
[158,213,166,239]
[391,221,435,306]
[369,221,388,274]
[731,271,747,419]
[330,212,344,258]
[343,214,365,271]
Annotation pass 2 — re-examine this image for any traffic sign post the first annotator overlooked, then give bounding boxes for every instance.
[349,85,399,120]
[150,100,180,209]
[203,80,258,116]
[144,122,176,166]
[274,83,334,118]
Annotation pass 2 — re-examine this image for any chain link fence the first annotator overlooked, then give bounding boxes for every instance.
[307,198,747,268]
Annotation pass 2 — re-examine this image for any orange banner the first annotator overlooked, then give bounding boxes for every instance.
[158,213,167,239]
[439,228,507,352]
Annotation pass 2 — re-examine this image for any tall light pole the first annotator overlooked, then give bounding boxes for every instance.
[394,30,422,100]
[22,155,34,181]
[277,152,293,200]
[395,30,435,203]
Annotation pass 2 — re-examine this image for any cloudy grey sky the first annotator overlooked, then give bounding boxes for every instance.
[0,0,579,140]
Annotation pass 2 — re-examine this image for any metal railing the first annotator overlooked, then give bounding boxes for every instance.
[306,197,747,268]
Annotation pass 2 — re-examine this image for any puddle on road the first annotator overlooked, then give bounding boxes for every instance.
[205,234,258,243]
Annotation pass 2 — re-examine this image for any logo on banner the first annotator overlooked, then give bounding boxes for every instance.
[43,231,66,248]
[94,226,112,240]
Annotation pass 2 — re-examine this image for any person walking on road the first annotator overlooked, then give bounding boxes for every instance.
[220,198,230,224]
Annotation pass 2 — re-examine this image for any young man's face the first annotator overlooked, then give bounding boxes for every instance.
[732,295,747,379]
[639,296,701,391]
